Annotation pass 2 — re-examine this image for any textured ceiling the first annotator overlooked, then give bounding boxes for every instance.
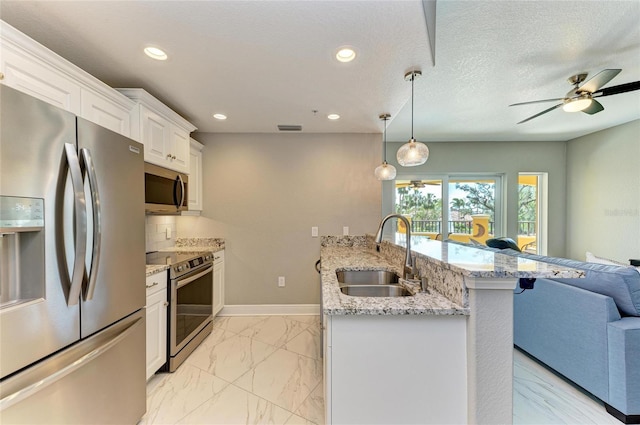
[1,0,639,142]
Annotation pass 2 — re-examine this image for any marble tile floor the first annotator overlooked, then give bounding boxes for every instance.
[141,315,621,425]
[141,315,324,425]
[513,348,622,425]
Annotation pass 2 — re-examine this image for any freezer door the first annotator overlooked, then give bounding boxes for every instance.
[0,86,81,379]
[77,118,145,337]
[0,310,146,424]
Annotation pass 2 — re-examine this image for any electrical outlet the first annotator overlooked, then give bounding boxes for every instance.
[343,226,349,236]
[311,227,318,237]
[166,227,172,239]
[278,276,285,287]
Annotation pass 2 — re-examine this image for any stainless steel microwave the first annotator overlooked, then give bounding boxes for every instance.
[144,163,188,214]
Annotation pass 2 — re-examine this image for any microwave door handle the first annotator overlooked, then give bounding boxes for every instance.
[176,174,185,209]
[80,148,101,301]
[64,143,87,306]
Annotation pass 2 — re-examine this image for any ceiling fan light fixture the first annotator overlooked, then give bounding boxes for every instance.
[375,113,396,181]
[397,70,429,167]
[562,96,593,112]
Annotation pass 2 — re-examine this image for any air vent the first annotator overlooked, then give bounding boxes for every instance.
[277,125,302,132]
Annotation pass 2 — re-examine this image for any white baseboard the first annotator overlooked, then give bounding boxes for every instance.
[218,304,320,316]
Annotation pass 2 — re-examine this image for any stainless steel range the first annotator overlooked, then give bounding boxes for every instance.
[146,251,214,372]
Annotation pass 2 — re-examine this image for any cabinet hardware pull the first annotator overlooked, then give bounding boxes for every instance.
[166,154,172,159]
[164,301,169,307]
[146,282,159,289]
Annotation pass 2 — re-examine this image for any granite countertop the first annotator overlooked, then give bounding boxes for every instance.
[145,238,225,277]
[146,265,170,277]
[407,236,585,279]
[321,246,469,316]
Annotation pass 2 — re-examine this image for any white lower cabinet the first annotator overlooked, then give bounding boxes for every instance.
[213,251,225,316]
[324,314,468,424]
[145,272,168,380]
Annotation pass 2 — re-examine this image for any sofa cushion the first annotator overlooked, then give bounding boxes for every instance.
[514,252,640,317]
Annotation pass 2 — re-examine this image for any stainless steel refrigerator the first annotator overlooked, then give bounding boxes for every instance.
[0,85,146,423]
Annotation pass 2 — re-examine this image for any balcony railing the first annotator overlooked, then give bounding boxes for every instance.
[518,221,536,235]
[411,220,533,236]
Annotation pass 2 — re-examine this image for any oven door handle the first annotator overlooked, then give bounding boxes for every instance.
[176,266,213,289]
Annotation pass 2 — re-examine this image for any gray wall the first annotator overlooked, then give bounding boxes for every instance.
[565,119,640,263]
[177,133,382,305]
[382,140,568,256]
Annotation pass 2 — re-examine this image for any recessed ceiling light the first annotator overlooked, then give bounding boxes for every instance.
[213,113,227,120]
[327,114,340,120]
[144,46,167,61]
[335,46,356,63]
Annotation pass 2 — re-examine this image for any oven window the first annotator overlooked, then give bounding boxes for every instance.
[175,270,212,348]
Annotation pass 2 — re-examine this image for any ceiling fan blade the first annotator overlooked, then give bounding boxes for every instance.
[594,81,640,97]
[581,99,604,115]
[516,103,563,124]
[509,98,565,107]
[579,69,621,93]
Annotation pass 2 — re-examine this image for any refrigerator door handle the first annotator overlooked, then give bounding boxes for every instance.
[80,148,101,301]
[0,315,144,411]
[64,143,87,306]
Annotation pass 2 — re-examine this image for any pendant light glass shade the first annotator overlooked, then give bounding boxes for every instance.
[375,113,396,180]
[397,70,429,167]
[396,138,429,167]
[374,161,396,180]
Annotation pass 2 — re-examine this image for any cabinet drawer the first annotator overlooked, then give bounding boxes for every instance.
[145,272,167,297]
[213,250,224,263]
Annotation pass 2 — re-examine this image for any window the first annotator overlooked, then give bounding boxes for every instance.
[394,175,503,244]
[518,173,547,254]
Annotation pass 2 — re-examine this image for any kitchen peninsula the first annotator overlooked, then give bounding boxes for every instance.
[320,235,584,425]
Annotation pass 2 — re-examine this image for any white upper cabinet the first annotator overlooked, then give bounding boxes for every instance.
[118,88,196,174]
[0,21,134,137]
[188,138,204,212]
[80,89,132,137]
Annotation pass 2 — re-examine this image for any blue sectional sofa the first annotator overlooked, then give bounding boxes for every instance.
[505,250,640,424]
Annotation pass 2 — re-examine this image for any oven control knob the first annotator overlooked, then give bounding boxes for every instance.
[177,266,183,272]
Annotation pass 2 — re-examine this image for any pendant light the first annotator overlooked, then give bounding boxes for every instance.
[374,113,396,180]
[396,70,429,167]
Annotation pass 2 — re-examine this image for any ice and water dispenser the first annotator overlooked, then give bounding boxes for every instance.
[0,196,45,308]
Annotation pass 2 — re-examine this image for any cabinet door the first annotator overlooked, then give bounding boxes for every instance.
[213,252,225,316]
[1,44,81,113]
[145,288,167,380]
[168,125,189,174]
[141,105,170,166]
[188,140,203,211]
[80,89,131,137]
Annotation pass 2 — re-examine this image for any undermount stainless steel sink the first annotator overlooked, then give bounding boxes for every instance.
[340,284,411,297]
[336,270,399,285]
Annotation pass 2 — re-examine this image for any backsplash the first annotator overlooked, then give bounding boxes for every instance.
[145,215,176,252]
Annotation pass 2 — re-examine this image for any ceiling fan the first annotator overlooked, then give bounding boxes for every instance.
[510,69,640,124]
